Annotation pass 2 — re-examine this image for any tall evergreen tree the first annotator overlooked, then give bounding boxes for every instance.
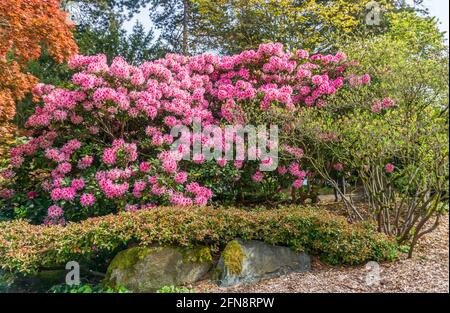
[148,0,197,54]
[123,21,166,64]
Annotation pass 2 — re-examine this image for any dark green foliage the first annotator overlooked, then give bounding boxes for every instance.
[0,206,398,273]
[49,283,130,293]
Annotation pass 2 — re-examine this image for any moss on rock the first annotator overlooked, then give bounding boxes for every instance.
[104,245,213,292]
[222,240,245,275]
[215,239,311,287]
[104,246,151,287]
[180,246,213,264]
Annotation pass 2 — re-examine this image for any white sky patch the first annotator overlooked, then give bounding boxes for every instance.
[424,0,449,42]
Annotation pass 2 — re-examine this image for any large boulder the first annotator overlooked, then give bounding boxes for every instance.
[104,246,212,292]
[214,239,311,287]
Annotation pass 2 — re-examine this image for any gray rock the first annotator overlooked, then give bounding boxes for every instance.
[104,246,212,292]
[0,269,66,292]
[214,239,310,287]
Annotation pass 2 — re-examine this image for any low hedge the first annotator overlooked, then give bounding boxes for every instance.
[0,206,398,273]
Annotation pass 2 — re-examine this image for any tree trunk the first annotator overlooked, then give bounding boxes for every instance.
[291,186,296,202]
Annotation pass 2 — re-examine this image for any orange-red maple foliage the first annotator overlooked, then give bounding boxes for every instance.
[0,0,78,155]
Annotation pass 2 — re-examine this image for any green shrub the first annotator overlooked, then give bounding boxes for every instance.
[156,285,196,293]
[49,283,130,293]
[0,206,397,273]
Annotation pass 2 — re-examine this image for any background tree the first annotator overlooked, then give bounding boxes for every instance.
[0,0,78,156]
[93,0,205,55]
[13,1,164,131]
[122,21,166,64]
[61,0,162,62]
[148,0,202,54]
[190,0,431,54]
[59,0,432,56]
[284,11,449,255]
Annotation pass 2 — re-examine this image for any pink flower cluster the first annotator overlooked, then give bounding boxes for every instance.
[283,145,304,158]
[80,193,95,207]
[1,43,373,223]
[96,170,131,199]
[102,139,138,165]
[385,163,395,173]
[371,97,396,113]
[288,162,307,189]
[78,156,94,169]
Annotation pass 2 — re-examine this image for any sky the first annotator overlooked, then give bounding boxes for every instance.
[123,0,450,42]
[423,0,449,41]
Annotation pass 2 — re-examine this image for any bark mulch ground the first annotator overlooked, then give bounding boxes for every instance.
[194,215,449,293]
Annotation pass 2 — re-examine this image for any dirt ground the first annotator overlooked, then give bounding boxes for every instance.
[194,215,449,293]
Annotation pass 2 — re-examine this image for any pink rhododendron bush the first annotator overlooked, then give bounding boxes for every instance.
[0,43,371,224]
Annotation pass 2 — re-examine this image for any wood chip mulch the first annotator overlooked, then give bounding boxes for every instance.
[194,215,449,293]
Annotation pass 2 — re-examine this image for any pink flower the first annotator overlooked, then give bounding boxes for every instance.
[288,162,301,176]
[102,148,116,165]
[141,203,157,210]
[131,71,145,86]
[56,162,72,174]
[297,50,309,59]
[139,162,151,173]
[151,184,166,196]
[62,139,81,154]
[60,187,76,201]
[252,171,264,182]
[125,204,139,212]
[217,158,227,167]
[193,153,205,164]
[382,97,396,108]
[151,133,164,146]
[53,110,67,121]
[48,205,63,218]
[51,188,62,201]
[335,52,347,61]
[311,75,323,85]
[292,179,303,189]
[186,182,200,194]
[133,180,147,197]
[110,56,130,79]
[77,156,93,169]
[277,166,287,175]
[333,163,344,171]
[27,191,39,199]
[372,98,395,113]
[283,145,304,158]
[164,116,178,127]
[371,101,383,113]
[194,196,208,206]
[304,96,315,106]
[174,172,188,184]
[170,193,194,206]
[71,178,85,190]
[385,163,395,173]
[296,170,307,180]
[89,126,99,135]
[80,193,95,207]
[361,74,371,84]
[1,170,15,179]
[163,159,178,173]
[148,176,158,184]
